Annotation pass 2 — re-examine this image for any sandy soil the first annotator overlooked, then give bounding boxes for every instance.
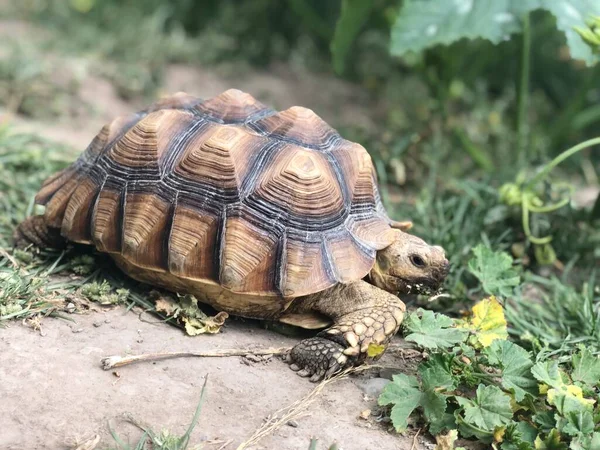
[0,18,426,449]
[1,307,425,450]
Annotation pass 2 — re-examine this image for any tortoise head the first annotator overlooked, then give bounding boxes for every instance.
[370,231,449,296]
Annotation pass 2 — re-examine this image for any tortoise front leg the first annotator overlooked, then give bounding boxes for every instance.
[286,280,406,382]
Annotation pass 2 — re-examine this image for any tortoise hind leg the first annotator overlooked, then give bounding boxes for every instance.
[286,280,406,382]
[13,215,65,249]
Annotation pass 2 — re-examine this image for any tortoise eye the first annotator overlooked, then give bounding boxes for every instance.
[410,255,426,268]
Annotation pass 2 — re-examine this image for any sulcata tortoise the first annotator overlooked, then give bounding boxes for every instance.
[15,89,449,381]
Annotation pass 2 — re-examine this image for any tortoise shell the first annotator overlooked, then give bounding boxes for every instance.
[35,89,402,298]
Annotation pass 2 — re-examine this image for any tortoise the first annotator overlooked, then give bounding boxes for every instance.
[15,89,449,381]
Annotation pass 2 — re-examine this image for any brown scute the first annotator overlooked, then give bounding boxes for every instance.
[346,216,396,250]
[81,123,110,164]
[326,232,374,283]
[122,193,171,270]
[280,240,334,298]
[252,106,337,147]
[35,167,76,205]
[43,175,82,228]
[61,177,99,243]
[254,145,344,218]
[174,124,270,191]
[331,142,375,206]
[108,110,190,170]
[168,206,219,280]
[220,215,279,293]
[92,188,122,252]
[194,89,271,123]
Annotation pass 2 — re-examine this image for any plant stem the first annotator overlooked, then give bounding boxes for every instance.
[525,137,600,189]
[517,13,531,166]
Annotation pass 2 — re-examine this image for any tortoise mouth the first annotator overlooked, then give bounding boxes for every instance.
[394,275,445,296]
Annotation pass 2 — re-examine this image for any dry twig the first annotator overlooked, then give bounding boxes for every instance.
[100,342,416,370]
[236,365,374,450]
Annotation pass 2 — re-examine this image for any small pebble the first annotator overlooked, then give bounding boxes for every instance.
[71,328,84,333]
[286,420,299,428]
[358,377,390,398]
[93,321,103,328]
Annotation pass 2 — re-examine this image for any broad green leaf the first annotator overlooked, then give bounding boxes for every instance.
[403,309,466,349]
[379,368,451,432]
[532,361,564,389]
[456,384,513,431]
[378,374,422,431]
[455,413,495,441]
[571,347,600,387]
[556,409,594,436]
[502,421,537,450]
[429,412,456,436]
[390,0,600,66]
[420,363,456,392]
[484,340,538,401]
[569,432,600,450]
[468,245,520,297]
[533,429,567,449]
[533,411,557,434]
[547,384,595,415]
[459,296,508,347]
[331,0,373,74]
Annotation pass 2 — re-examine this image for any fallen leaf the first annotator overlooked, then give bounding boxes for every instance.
[434,429,458,450]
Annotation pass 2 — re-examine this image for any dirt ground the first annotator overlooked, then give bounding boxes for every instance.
[1,306,428,450]
[0,20,428,449]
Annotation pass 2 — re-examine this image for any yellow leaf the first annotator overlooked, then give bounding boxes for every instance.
[494,426,506,443]
[547,384,596,409]
[183,311,229,336]
[460,296,508,347]
[434,429,458,450]
[367,343,386,358]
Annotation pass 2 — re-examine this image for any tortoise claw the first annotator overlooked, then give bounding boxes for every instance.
[286,337,347,382]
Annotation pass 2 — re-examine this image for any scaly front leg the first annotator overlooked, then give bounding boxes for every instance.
[286,281,406,382]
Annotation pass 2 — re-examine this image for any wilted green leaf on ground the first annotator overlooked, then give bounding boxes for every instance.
[456,384,513,431]
[404,309,466,349]
[80,281,129,305]
[484,340,537,401]
[153,292,228,335]
[468,245,520,297]
[571,347,600,387]
[390,0,600,65]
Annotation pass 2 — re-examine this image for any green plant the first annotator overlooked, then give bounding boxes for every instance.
[499,136,600,263]
[108,377,208,450]
[379,247,600,448]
